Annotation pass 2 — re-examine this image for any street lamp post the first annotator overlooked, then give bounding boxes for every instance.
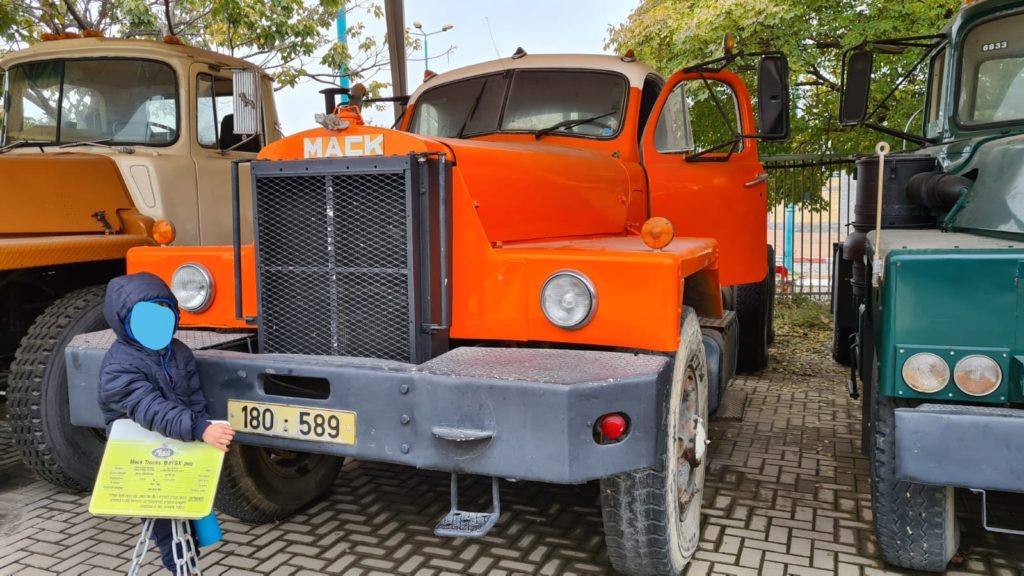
[411,21,454,73]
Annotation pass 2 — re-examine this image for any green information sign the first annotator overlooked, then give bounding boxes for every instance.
[89,419,224,519]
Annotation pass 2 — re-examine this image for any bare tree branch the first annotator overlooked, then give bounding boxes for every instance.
[807,65,839,91]
[62,0,90,29]
[163,0,174,35]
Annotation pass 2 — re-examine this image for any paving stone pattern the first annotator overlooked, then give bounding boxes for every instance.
[1,338,1023,575]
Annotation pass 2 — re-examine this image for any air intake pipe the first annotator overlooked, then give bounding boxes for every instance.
[907,171,973,211]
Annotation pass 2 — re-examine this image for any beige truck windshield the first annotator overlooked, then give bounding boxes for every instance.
[2,58,178,146]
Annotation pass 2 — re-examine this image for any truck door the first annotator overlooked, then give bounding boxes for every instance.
[642,69,767,287]
[190,63,262,245]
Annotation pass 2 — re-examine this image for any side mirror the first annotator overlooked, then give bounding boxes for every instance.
[756,54,790,141]
[840,50,873,126]
[231,68,261,136]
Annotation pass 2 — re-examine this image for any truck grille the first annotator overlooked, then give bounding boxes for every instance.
[252,160,416,361]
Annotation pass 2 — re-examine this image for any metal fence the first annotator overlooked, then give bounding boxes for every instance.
[763,154,857,299]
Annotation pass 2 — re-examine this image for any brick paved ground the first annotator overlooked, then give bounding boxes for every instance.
[2,323,1024,575]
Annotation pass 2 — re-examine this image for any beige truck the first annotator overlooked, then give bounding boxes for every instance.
[0,36,280,490]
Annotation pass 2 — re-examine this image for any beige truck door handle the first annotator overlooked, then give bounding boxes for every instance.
[745,173,769,187]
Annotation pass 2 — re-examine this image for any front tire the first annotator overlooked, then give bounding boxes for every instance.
[601,308,708,575]
[8,286,108,491]
[870,357,957,572]
[215,445,344,524]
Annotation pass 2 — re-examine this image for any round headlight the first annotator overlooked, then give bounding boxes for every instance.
[540,271,596,329]
[171,263,214,312]
[901,352,949,394]
[954,355,1001,396]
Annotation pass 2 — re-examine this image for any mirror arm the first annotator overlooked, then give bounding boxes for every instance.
[684,137,740,163]
[698,73,742,141]
[860,123,934,147]
[683,53,739,74]
[858,33,946,52]
[363,95,411,105]
[743,50,786,59]
[683,50,785,74]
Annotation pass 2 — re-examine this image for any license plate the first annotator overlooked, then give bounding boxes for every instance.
[227,400,356,445]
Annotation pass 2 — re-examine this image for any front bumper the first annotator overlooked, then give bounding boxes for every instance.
[895,403,1024,493]
[68,331,671,484]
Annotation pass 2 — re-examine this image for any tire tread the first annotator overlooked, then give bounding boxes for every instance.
[600,309,705,576]
[871,377,956,572]
[8,285,107,491]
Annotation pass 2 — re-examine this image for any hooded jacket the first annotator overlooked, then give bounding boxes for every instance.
[98,272,210,442]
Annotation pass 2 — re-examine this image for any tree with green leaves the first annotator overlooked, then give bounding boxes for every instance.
[608,0,961,160]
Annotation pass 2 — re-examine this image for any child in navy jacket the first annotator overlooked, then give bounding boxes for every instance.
[97,272,234,573]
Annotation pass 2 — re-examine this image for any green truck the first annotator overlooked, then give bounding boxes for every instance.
[830,0,1024,571]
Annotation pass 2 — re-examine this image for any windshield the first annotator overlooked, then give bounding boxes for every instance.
[409,70,627,139]
[1,59,178,146]
[957,12,1024,126]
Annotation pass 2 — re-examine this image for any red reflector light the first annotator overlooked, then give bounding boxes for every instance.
[598,413,628,441]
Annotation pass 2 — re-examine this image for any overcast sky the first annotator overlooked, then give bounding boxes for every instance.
[274,1,639,133]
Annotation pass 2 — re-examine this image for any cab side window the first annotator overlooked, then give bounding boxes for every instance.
[194,73,238,147]
[925,47,947,138]
[684,79,742,154]
[653,83,692,152]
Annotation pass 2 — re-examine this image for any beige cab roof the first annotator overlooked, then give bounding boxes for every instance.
[0,37,269,76]
[409,53,660,101]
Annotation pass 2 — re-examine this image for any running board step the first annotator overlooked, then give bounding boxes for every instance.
[434,474,500,539]
[971,489,1024,536]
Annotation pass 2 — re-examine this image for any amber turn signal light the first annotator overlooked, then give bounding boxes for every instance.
[641,217,674,250]
[153,219,177,246]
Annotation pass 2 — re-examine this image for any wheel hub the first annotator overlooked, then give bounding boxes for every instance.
[682,416,708,468]
[256,447,319,477]
[676,364,705,513]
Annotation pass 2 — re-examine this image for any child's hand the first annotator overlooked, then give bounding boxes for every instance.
[202,423,235,452]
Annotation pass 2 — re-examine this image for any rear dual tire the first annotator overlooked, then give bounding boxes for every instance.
[831,250,854,366]
[736,246,773,372]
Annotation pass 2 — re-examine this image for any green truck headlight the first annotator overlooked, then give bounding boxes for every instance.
[901,352,949,394]
[953,355,1001,396]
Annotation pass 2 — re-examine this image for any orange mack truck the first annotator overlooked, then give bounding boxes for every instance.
[62,45,789,575]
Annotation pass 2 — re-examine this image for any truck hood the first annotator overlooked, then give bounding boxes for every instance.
[0,152,134,235]
[948,132,1024,237]
[435,137,631,242]
[259,125,635,243]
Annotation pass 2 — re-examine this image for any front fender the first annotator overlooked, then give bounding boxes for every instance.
[127,245,255,329]
[129,235,720,352]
